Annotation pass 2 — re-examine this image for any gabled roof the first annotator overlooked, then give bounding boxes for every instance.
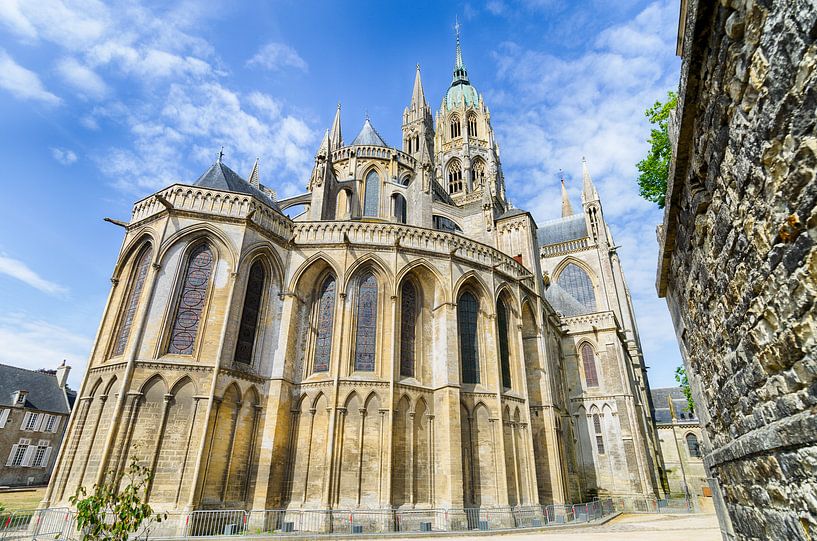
[0,364,73,414]
[537,214,587,246]
[351,118,387,147]
[193,161,281,212]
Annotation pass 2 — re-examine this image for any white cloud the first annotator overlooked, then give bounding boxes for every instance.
[488,0,683,384]
[56,57,107,98]
[247,42,308,73]
[0,313,90,388]
[50,147,78,165]
[0,254,69,295]
[0,49,60,105]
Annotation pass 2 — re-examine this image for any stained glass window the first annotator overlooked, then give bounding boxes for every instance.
[458,292,480,384]
[400,281,417,377]
[364,170,380,217]
[557,264,596,313]
[354,273,378,371]
[167,243,213,355]
[497,300,512,389]
[234,261,266,365]
[313,276,336,373]
[581,344,599,387]
[113,244,151,357]
[448,160,463,193]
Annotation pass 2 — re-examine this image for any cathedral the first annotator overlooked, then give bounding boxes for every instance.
[42,32,664,529]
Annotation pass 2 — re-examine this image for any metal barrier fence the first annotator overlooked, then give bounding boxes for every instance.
[0,497,695,539]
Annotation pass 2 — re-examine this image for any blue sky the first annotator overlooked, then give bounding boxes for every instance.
[0,0,682,390]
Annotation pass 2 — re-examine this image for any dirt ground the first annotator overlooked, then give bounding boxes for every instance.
[0,487,46,511]
[388,513,722,541]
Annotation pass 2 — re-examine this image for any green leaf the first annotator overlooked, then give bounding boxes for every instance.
[636,91,677,208]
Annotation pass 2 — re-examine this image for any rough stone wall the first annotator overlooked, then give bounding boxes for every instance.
[660,0,817,538]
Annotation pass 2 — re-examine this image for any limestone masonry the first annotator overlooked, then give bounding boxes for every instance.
[44,32,665,530]
[658,0,817,539]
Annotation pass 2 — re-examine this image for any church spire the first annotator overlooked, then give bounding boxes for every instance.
[248,157,260,188]
[560,173,574,217]
[452,18,469,84]
[330,103,343,149]
[581,157,600,203]
[410,64,427,111]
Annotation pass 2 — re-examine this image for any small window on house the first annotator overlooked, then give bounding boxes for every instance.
[8,439,29,467]
[32,441,50,467]
[23,413,39,431]
[44,415,58,433]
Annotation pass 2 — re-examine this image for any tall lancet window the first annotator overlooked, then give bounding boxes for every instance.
[363,170,380,217]
[112,244,152,357]
[448,160,463,194]
[593,413,605,454]
[557,264,596,313]
[400,281,417,377]
[458,291,480,384]
[450,115,461,138]
[581,343,599,387]
[354,273,378,371]
[167,243,214,355]
[234,261,266,365]
[467,114,477,138]
[497,299,512,389]
[313,275,336,373]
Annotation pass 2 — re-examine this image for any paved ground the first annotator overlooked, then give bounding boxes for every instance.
[388,513,722,541]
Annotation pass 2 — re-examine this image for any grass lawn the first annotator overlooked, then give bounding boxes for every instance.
[0,488,46,511]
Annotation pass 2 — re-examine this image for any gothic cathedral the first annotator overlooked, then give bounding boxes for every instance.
[43,32,664,527]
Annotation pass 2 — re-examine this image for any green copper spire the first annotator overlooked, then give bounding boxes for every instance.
[452,18,468,84]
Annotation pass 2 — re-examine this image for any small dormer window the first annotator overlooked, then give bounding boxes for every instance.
[13,391,27,406]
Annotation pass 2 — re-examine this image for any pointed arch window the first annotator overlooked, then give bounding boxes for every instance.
[393,193,407,224]
[448,160,463,194]
[458,292,480,384]
[472,160,486,189]
[557,263,596,313]
[593,413,605,454]
[167,243,214,355]
[364,170,380,217]
[581,343,599,387]
[400,281,417,377]
[497,299,512,389]
[234,261,266,365]
[313,276,336,373]
[450,116,461,138]
[467,114,477,138]
[354,273,378,371]
[112,244,152,357]
[686,433,701,457]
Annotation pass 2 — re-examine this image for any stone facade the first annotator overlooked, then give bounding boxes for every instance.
[0,363,75,486]
[657,1,817,539]
[44,33,664,528]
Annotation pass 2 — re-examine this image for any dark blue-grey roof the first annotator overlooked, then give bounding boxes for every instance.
[0,364,74,414]
[351,118,387,147]
[192,161,281,212]
[651,387,698,423]
[497,208,528,220]
[544,283,589,317]
[537,214,587,246]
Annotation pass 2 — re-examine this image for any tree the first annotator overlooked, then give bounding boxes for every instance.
[636,91,677,208]
[674,365,695,413]
[70,457,166,541]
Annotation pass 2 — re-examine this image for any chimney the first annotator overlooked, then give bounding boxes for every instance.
[56,360,70,389]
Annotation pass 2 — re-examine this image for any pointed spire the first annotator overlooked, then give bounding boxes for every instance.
[330,103,343,149]
[410,64,427,110]
[452,18,468,84]
[317,129,330,156]
[560,171,574,217]
[582,157,600,202]
[248,157,260,188]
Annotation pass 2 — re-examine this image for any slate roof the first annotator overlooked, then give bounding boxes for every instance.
[351,118,388,147]
[0,364,74,414]
[192,161,282,212]
[544,283,589,317]
[497,208,528,220]
[651,386,698,423]
[536,214,587,246]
